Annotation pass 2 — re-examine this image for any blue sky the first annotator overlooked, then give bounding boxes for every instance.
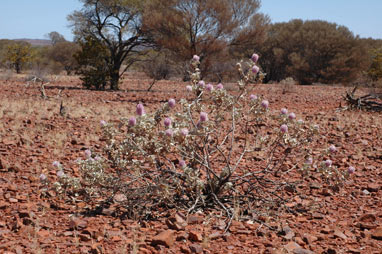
[0,0,381,41]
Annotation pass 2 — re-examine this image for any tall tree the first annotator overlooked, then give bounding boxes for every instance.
[47,41,80,75]
[145,0,269,78]
[68,0,153,90]
[260,20,367,85]
[4,41,32,73]
[46,31,66,45]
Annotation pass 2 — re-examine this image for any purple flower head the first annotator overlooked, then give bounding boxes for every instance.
[261,100,269,109]
[206,83,214,92]
[193,55,200,62]
[100,120,107,127]
[165,129,173,137]
[94,156,102,161]
[297,119,304,124]
[168,98,176,108]
[84,149,92,158]
[251,53,259,63]
[52,161,60,168]
[198,80,205,88]
[57,170,65,178]
[288,112,296,120]
[329,145,337,153]
[348,166,355,174]
[252,65,260,74]
[179,160,186,168]
[136,103,145,116]
[128,116,137,127]
[181,128,189,136]
[216,83,224,90]
[324,159,332,167]
[186,85,193,92]
[249,94,258,101]
[200,112,208,122]
[281,108,288,115]
[164,117,172,127]
[305,157,313,165]
[39,173,47,181]
[280,124,288,133]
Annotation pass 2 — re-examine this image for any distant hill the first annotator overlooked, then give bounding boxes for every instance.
[13,38,52,46]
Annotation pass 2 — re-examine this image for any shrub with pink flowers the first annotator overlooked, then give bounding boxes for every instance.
[43,54,354,225]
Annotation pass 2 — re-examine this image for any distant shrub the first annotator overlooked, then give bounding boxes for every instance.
[280,77,297,94]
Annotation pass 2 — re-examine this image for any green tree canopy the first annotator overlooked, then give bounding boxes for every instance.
[68,0,154,90]
[260,19,367,85]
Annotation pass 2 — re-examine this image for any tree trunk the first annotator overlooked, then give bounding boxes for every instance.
[110,68,120,90]
[15,62,21,74]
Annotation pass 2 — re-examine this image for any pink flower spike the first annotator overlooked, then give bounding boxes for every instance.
[136,103,145,116]
[165,129,173,137]
[280,124,288,133]
[329,145,337,153]
[216,83,224,90]
[186,85,193,92]
[281,108,288,115]
[181,128,189,136]
[164,117,172,127]
[252,65,260,74]
[179,160,186,168]
[261,100,269,109]
[251,53,259,63]
[85,149,92,158]
[324,159,332,167]
[39,173,47,181]
[128,116,137,126]
[200,112,208,122]
[52,161,60,168]
[100,120,107,127]
[168,98,176,108]
[249,94,258,101]
[193,55,200,62]
[288,112,296,120]
[206,83,213,92]
[305,157,313,165]
[57,170,65,178]
[348,166,355,174]
[198,80,205,88]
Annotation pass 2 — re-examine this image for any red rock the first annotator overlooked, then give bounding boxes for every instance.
[367,183,379,192]
[189,243,203,253]
[302,234,318,244]
[371,227,382,240]
[333,229,347,240]
[187,215,203,224]
[209,231,221,240]
[151,230,175,247]
[69,217,88,230]
[188,230,203,242]
[8,198,18,203]
[284,242,301,253]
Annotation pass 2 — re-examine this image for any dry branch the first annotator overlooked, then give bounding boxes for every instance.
[344,87,382,112]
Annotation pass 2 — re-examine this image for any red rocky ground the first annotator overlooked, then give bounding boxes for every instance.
[0,74,381,253]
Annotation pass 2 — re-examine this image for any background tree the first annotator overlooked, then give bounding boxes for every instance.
[47,41,80,75]
[4,41,33,73]
[259,20,367,85]
[74,36,110,90]
[46,31,66,45]
[367,48,382,81]
[145,0,269,80]
[68,0,154,90]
